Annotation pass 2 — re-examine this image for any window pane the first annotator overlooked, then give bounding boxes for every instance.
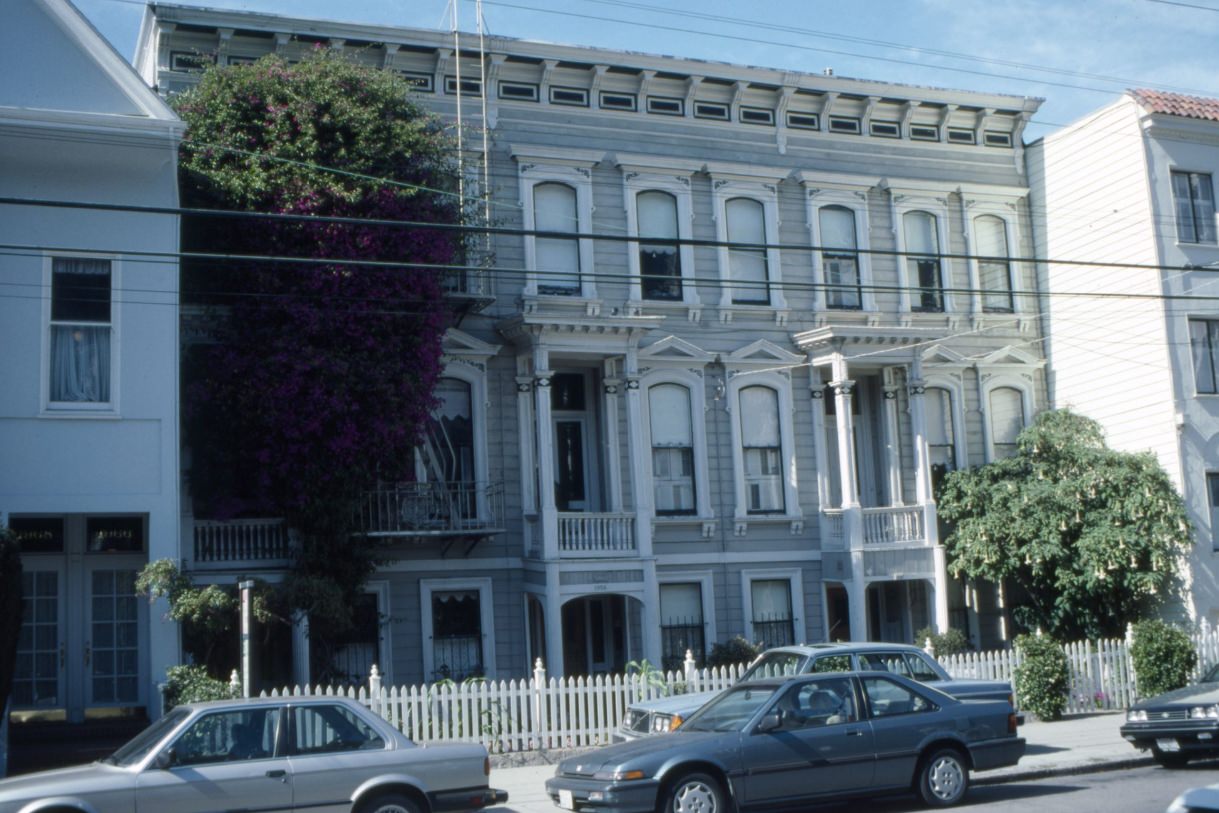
[51,258,110,323]
[819,206,857,250]
[1174,172,1198,242]
[990,387,1025,457]
[638,191,678,240]
[904,211,938,254]
[821,207,860,309]
[50,324,110,402]
[432,590,483,681]
[639,191,682,300]
[534,183,580,292]
[660,583,702,625]
[976,215,1013,312]
[739,387,780,446]
[925,388,952,447]
[649,384,693,446]
[727,198,768,303]
[1194,320,1219,394]
[292,705,382,755]
[1193,173,1217,243]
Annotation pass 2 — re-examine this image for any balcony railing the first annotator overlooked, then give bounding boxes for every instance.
[558,512,636,555]
[360,481,504,537]
[192,519,295,569]
[862,506,925,545]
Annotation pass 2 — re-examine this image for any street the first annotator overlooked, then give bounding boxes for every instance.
[778,762,1219,812]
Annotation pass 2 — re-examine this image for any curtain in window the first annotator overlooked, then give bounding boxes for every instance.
[660,583,702,625]
[638,191,681,300]
[750,579,794,646]
[726,197,768,303]
[740,386,780,447]
[975,215,1013,312]
[740,386,783,512]
[50,258,111,403]
[534,182,581,293]
[925,387,955,478]
[904,211,942,311]
[650,384,696,513]
[430,378,475,491]
[989,387,1025,459]
[819,206,861,309]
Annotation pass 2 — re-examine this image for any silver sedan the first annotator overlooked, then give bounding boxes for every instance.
[0,695,507,813]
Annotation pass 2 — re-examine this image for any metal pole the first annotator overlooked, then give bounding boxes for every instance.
[239,579,254,698]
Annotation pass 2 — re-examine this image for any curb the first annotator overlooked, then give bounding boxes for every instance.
[974,755,1155,786]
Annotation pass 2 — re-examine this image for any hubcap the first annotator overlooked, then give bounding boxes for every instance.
[928,756,964,801]
[673,780,718,813]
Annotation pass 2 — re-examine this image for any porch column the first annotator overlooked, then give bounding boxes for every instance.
[516,360,536,515]
[546,576,565,679]
[602,364,625,512]
[844,574,868,644]
[291,612,310,686]
[881,368,904,505]
[534,348,559,560]
[908,357,948,633]
[831,352,868,643]
[641,564,662,667]
[624,347,654,558]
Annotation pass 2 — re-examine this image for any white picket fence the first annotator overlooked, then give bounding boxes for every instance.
[262,623,1219,750]
[264,659,746,752]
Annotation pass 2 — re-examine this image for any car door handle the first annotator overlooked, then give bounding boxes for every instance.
[844,729,864,737]
[266,769,287,780]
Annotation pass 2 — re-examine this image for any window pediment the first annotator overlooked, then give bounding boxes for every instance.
[639,335,715,364]
[725,338,804,367]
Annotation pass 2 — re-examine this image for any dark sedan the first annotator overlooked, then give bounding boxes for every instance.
[1121,662,1219,767]
[546,671,1024,811]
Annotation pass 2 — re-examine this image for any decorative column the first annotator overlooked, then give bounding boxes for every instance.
[908,356,948,633]
[623,347,654,558]
[881,368,904,506]
[830,352,867,642]
[533,348,558,560]
[602,366,625,512]
[546,585,565,679]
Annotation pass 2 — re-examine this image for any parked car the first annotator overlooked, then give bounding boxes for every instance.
[0,695,508,813]
[1168,782,1219,812]
[618,642,1016,741]
[1121,661,1219,767]
[548,671,1024,810]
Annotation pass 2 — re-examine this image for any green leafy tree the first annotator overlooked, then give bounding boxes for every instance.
[173,52,464,677]
[938,409,1190,640]
[0,527,22,717]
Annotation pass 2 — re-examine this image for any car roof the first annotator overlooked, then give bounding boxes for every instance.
[180,694,365,712]
[759,642,929,657]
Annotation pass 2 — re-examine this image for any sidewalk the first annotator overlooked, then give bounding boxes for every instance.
[487,711,1144,812]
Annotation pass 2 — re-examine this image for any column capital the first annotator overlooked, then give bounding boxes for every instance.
[534,374,552,389]
[830,378,855,397]
[624,377,641,391]
[515,376,534,394]
[883,387,900,400]
[603,378,623,395]
[908,380,926,397]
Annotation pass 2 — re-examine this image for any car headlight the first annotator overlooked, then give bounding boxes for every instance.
[593,769,647,781]
[1190,704,1219,719]
[652,714,671,733]
[1127,709,1147,722]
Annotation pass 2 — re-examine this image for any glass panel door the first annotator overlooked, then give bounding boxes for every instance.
[87,568,141,706]
[14,567,64,708]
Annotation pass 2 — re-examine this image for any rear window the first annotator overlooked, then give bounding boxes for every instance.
[809,654,852,673]
[741,651,803,680]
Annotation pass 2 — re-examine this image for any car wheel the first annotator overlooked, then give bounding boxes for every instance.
[1153,748,1190,768]
[916,747,969,807]
[357,793,421,813]
[664,772,725,813]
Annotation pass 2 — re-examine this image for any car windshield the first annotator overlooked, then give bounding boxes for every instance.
[740,652,803,681]
[105,707,191,767]
[1203,662,1219,683]
[680,686,778,732]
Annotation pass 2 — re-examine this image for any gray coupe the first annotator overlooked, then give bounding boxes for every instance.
[0,695,508,813]
[547,671,1023,811]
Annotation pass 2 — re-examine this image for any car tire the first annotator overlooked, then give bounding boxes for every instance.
[357,793,421,813]
[1153,748,1190,769]
[916,747,969,807]
[663,772,726,813]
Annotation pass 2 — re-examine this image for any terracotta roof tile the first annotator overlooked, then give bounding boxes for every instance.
[1130,88,1219,123]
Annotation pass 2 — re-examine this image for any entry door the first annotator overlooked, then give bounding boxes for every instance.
[586,597,613,674]
[85,565,144,709]
[554,417,593,511]
[13,563,66,710]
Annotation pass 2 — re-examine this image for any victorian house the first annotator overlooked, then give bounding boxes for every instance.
[130,3,1048,688]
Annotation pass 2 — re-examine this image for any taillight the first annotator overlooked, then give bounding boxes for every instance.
[484,756,491,776]
[1008,713,1018,734]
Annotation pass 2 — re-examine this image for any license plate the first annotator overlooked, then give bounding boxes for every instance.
[559,789,574,810]
[1158,738,1181,752]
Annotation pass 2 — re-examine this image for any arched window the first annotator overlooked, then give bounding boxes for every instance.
[739,385,784,512]
[975,215,1013,312]
[638,191,681,301]
[904,211,942,312]
[649,383,696,515]
[726,198,769,304]
[819,206,861,309]
[989,386,1025,460]
[533,182,580,295]
[925,387,956,487]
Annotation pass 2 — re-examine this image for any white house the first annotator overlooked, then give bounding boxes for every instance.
[1029,89,1219,625]
[0,0,183,724]
[135,4,1047,684]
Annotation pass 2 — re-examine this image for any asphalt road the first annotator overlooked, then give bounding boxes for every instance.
[790,761,1219,813]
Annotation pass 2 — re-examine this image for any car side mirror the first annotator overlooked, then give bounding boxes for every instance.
[154,748,176,770]
[755,713,782,734]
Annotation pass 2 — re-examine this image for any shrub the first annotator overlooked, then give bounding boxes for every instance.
[707,636,760,668]
[914,626,970,656]
[163,664,238,710]
[1013,633,1069,721]
[1130,619,1197,699]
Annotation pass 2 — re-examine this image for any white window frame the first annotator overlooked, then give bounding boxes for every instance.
[621,169,699,306]
[641,370,713,519]
[710,173,786,310]
[726,371,800,522]
[434,360,491,517]
[420,577,497,681]
[1207,472,1219,551]
[921,375,968,473]
[41,252,121,415]
[740,568,804,646]
[964,199,1024,316]
[659,570,717,660]
[1171,169,1218,245]
[979,376,1033,463]
[892,195,952,314]
[514,148,600,300]
[805,187,875,312]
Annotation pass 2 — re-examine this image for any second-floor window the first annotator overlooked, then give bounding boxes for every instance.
[1191,318,1219,394]
[819,206,862,309]
[533,182,581,295]
[726,197,769,305]
[49,257,112,405]
[989,386,1025,460]
[740,385,784,513]
[926,386,956,488]
[638,191,682,301]
[1172,171,1217,244]
[649,383,696,515]
[975,215,1014,312]
[904,211,943,312]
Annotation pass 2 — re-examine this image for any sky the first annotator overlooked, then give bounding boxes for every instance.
[74,0,1219,143]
